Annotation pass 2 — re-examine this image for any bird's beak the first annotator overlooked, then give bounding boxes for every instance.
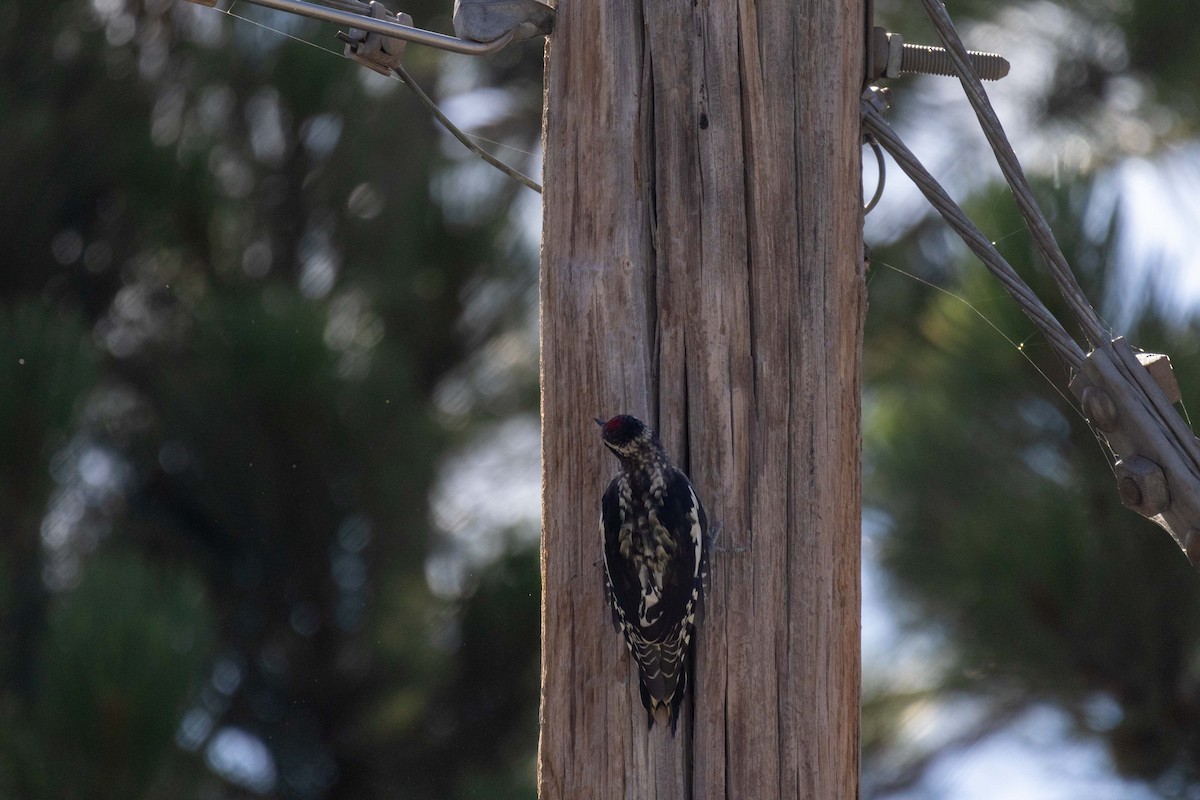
[594,417,606,427]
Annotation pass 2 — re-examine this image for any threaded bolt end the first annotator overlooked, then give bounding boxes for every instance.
[900,43,1010,81]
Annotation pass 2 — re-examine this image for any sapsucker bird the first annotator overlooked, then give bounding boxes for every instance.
[597,414,708,733]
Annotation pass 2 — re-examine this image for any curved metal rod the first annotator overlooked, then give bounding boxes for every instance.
[863,135,885,215]
[233,0,515,55]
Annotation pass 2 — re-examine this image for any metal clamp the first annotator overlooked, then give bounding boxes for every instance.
[1071,338,1200,565]
[339,2,411,74]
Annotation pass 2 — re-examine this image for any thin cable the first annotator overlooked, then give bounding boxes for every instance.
[463,133,537,158]
[919,0,1109,350]
[390,62,542,194]
[874,259,1088,423]
[861,100,1084,370]
[222,2,345,57]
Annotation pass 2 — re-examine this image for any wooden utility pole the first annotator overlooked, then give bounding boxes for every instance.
[538,0,864,796]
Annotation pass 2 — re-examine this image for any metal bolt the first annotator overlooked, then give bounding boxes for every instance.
[869,28,1010,82]
[1081,386,1118,432]
[899,41,1010,80]
[1114,456,1170,516]
[1118,477,1143,508]
[1136,352,1182,404]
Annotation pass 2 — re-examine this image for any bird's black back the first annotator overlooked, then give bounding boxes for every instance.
[601,463,707,731]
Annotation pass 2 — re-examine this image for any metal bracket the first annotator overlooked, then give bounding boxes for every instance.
[453,0,554,44]
[339,2,411,74]
[1070,338,1200,564]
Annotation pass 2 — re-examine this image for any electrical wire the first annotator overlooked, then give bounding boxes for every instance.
[919,0,1109,350]
[390,62,543,194]
[861,99,1084,370]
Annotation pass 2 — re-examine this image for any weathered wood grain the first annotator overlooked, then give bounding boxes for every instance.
[539,0,864,796]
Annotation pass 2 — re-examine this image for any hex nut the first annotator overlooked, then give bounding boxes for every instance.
[1137,352,1182,405]
[1114,456,1170,516]
[1118,477,1142,507]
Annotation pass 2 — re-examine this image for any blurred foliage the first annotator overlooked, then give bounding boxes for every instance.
[9,555,215,800]
[0,304,98,696]
[0,0,541,793]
